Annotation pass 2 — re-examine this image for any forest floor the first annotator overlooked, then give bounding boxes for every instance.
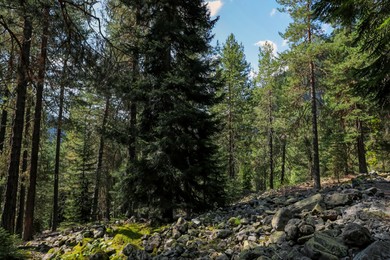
[22,172,390,259]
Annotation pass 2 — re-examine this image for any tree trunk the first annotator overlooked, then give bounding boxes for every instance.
[280,136,287,185]
[52,58,66,231]
[356,119,368,174]
[16,97,31,235]
[0,39,14,153]
[268,89,274,189]
[228,82,235,179]
[92,96,109,221]
[307,0,321,190]
[1,8,32,233]
[23,6,49,240]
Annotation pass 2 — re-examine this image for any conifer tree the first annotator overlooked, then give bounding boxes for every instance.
[126,0,226,220]
[215,34,252,194]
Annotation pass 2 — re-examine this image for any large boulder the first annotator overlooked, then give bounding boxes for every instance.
[342,223,372,247]
[353,240,390,260]
[271,207,293,231]
[303,231,348,260]
[290,194,323,213]
[325,193,353,208]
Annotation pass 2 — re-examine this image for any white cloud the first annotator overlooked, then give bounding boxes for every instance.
[270,8,277,16]
[282,39,289,47]
[206,1,224,17]
[255,40,278,56]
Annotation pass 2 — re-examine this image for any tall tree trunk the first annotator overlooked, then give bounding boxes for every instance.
[0,39,14,153]
[228,82,235,179]
[92,97,109,221]
[268,89,274,189]
[52,58,67,231]
[356,119,368,174]
[16,97,31,235]
[1,8,32,233]
[307,0,321,190]
[23,6,49,240]
[280,135,287,185]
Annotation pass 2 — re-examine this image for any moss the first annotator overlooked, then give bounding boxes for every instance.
[228,217,241,226]
[56,222,165,259]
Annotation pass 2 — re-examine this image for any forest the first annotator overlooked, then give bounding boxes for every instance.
[0,0,389,255]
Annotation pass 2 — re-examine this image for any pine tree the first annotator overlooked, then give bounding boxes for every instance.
[277,0,324,189]
[215,34,252,195]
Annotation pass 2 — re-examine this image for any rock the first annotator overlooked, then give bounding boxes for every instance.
[216,229,232,239]
[89,252,109,260]
[311,203,325,215]
[93,227,106,238]
[175,217,188,233]
[325,193,352,208]
[271,208,293,231]
[353,240,390,260]
[268,231,286,244]
[145,233,162,253]
[123,244,136,256]
[342,223,372,247]
[284,219,301,241]
[238,246,269,260]
[321,209,339,221]
[303,231,348,260]
[299,224,314,236]
[290,193,323,213]
[191,218,201,226]
[363,187,377,196]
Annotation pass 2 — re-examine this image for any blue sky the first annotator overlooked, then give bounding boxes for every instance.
[206,0,292,71]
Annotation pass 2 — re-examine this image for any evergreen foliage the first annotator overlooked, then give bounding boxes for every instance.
[0,227,24,259]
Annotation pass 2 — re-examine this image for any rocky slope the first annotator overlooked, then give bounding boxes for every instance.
[25,173,390,259]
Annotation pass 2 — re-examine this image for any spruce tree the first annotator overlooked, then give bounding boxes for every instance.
[127,0,226,220]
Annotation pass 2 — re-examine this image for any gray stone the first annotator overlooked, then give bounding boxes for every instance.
[299,224,315,236]
[353,240,390,260]
[89,252,109,260]
[321,209,339,221]
[175,217,188,233]
[363,187,377,196]
[271,208,293,231]
[268,231,286,244]
[284,219,301,241]
[123,244,136,256]
[303,231,348,260]
[342,223,372,247]
[93,227,106,238]
[290,193,323,213]
[326,193,353,208]
[216,229,232,239]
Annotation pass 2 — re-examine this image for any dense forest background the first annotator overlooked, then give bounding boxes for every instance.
[0,0,388,241]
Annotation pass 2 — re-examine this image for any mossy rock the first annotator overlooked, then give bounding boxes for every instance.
[228,217,241,226]
[304,231,348,260]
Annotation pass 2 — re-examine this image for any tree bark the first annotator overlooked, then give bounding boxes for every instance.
[16,97,31,235]
[23,6,49,240]
[52,58,67,231]
[0,39,14,153]
[356,119,368,174]
[280,135,287,185]
[268,89,274,189]
[307,0,321,190]
[1,7,32,233]
[92,96,109,221]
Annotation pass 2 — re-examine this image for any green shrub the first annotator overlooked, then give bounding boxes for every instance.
[0,227,24,259]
